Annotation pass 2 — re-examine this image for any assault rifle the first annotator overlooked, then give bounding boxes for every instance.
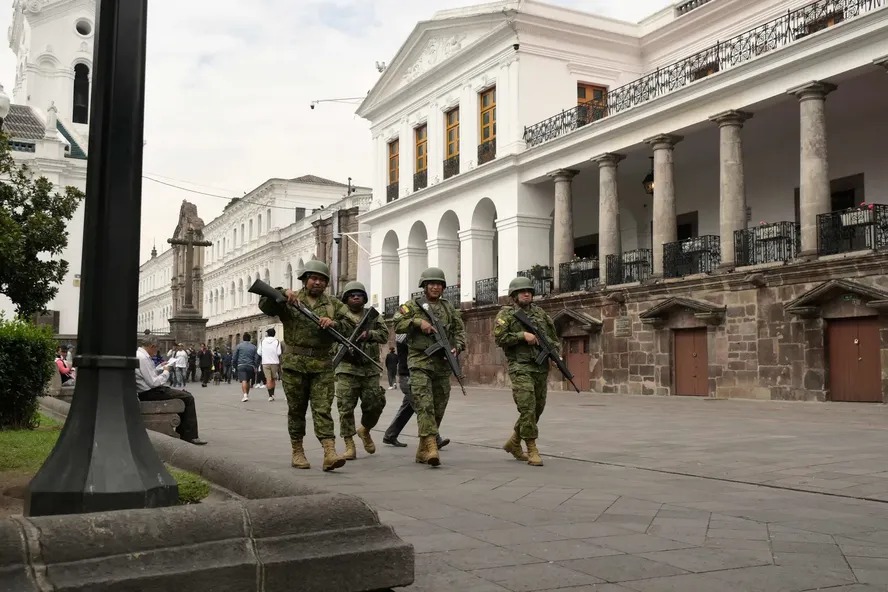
[248,279,383,372]
[416,298,468,397]
[332,306,381,368]
[512,308,581,393]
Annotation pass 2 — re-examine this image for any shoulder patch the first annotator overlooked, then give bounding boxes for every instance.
[399,304,410,314]
[496,317,506,325]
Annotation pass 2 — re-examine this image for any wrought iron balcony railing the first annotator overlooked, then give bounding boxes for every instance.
[443,284,461,302]
[735,222,800,266]
[517,265,553,296]
[386,182,399,203]
[523,0,884,148]
[384,296,399,318]
[676,0,713,16]
[411,290,422,300]
[664,235,721,278]
[413,170,427,192]
[443,155,459,180]
[474,277,498,305]
[818,204,888,255]
[605,249,653,285]
[478,140,496,165]
[558,259,599,292]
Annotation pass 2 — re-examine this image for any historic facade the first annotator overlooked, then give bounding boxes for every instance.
[358,0,888,402]
[0,0,93,334]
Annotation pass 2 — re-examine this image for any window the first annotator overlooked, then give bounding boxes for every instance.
[445,108,459,159]
[577,83,606,106]
[414,125,427,173]
[257,214,262,235]
[479,87,496,144]
[232,228,237,246]
[240,224,245,245]
[387,139,399,185]
[249,219,253,240]
[72,64,90,124]
[266,208,271,231]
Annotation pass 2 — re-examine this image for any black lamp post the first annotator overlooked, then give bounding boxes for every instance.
[25,0,178,516]
[642,156,655,195]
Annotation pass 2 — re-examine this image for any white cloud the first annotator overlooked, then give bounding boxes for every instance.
[0,0,672,262]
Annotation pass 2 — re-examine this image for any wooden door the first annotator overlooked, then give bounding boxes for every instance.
[828,317,882,402]
[563,337,590,391]
[673,328,709,396]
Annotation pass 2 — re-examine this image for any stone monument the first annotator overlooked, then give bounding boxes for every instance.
[167,201,211,345]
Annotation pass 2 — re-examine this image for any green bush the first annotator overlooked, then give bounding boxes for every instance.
[0,318,56,430]
[167,466,211,505]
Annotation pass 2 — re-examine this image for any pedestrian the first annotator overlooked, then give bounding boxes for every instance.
[260,328,282,402]
[394,267,465,467]
[187,347,197,383]
[335,281,389,460]
[493,277,560,467]
[257,259,353,472]
[198,343,213,387]
[384,346,398,389]
[231,333,259,402]
[382,332,450,449]
[173,344,188,388]
[222,349,232,383]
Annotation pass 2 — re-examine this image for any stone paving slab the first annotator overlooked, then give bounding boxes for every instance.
[187,383,888,591]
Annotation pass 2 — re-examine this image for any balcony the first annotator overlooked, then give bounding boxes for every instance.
[735,222,800,266]
[413,170,427,192]
[443,155,459,180]
[676,0,713,16]
[818,204,888,256]
[664,235,721,279]
[605,249,653,285]
[384,296,399,318]
[411,290,422,300]
[386,182,399,203]
[474,277,498,305]
[558,258,599,292]
[523,0,882,148]
[443,284,461,302]
[478,140,496,165]
[517,265,553,296]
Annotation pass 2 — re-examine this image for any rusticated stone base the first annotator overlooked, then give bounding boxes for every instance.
[169,315,209,348]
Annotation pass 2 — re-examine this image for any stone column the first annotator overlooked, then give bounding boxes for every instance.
[591,153,625,285]
[549,169,579,291]
[710,110,752,269]
[644,134,683,277]
[458,228,496,302]
[426,238,460,289]
[788,81,836,257]
[397,246,427,303]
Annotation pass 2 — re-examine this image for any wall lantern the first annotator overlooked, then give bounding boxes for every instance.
[642,156,654,195]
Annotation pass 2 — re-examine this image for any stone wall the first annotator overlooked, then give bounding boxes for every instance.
[459,253,888,402]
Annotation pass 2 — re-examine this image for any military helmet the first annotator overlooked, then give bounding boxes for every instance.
[508,276,535,297]
[341,280,367,302]
[418,267,447,288]
[298,259,330,281]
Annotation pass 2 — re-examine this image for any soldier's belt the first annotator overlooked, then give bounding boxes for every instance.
[290,346,330,359]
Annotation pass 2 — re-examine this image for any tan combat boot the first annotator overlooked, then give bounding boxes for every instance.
[291,438,311,470]
[525,439,543,466]
[342,436,357,460]
[503,431,528,461]
[320,438,347,471]
[415,436,428,464]
[357,425,376,454]
[422,435,441,467]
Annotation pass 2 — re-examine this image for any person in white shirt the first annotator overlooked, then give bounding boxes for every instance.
[173,345,188,388]
[260,328,282,402]
[135,336,207,445]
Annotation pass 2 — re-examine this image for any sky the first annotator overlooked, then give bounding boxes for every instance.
[0,0,673,263]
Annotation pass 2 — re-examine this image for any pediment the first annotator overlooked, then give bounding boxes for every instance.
[552,309,602,334]
[640,297,726,326]
[785,279,888,318]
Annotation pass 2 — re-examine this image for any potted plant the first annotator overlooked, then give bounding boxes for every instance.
[841,202,874,227]
[756,221,782,240]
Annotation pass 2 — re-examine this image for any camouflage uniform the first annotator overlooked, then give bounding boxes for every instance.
[393,298,466,438]
[335,308,389,438]
[493,302,559,440]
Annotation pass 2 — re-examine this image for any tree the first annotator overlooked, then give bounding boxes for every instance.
[0,134,84,320]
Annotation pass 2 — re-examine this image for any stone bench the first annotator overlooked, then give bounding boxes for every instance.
[51,385,185,439]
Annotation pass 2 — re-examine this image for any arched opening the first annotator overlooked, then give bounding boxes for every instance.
[286,263,293,290]
[72,63,90,124]
[407,221,429,299]
[436,210,461,300]
[468,198,499,303]
[296,258,305,284]
[236,280,243,307]
[263,268,270,286]
[381,230,400,315]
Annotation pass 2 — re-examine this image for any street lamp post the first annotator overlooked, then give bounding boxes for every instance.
[25,0,178,516]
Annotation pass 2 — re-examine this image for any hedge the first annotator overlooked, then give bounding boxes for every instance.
[0,318,56,429]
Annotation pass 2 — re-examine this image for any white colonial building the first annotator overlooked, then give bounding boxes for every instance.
[0,0,93,335]
[137,245,174,335]
[356,0,888,403]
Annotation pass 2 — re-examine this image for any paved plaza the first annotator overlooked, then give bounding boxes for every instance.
[191,382,888,591]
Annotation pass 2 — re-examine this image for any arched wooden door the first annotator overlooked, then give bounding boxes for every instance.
[828,317,882,402]
[673,328,709,396]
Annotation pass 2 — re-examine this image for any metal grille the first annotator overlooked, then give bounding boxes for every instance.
[664,235,721,278]
[818,204,888,255]
[477,140,496,165]
[443,284,461,302]
[517,266,553,296]
[443,155,460,180]
[676,0,714,15]
[734,222,800,266]
[384,296,399,318]
[474,277,498,305]
[413,170,427,192]
[558,259,599,293]
[605,250,653,285]
[386,182,399,203]
[411,290,422,300]
[523,0,884,147]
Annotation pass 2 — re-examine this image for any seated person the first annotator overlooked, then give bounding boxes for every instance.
[56,346,75,384]
[134,335,207,445]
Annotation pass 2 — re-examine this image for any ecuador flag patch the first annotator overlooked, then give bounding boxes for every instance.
[400,304,410,314]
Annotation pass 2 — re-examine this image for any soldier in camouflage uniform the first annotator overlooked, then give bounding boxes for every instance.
[257,260,354,472]
[394,267,466,467]
[335,281,389,460]
[493,276,559,466]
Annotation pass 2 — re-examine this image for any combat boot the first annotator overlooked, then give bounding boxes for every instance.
[525,439,543,466]
[416,435,440,467]
[415,436,428,464]
[291,438,311,470]
[342,436,357,460]
[503,431,528,461]
[320,438,347,471]
[357,425,376,454]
